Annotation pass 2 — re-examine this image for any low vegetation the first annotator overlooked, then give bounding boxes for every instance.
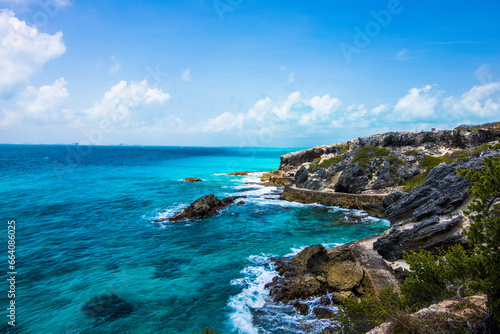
[350,145,391,167]
[309,155,343,169]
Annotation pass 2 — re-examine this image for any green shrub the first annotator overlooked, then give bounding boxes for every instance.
[401,173,427,192]
[401,245,474,309]
[340,145,348,154]
[333,288,405,334]
[405,149,419,156]
[459,144,500,321]
[309,156,343,169]
[351,145,390,167]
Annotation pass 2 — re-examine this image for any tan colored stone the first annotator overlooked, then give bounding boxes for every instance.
[331,290,355,304]
[326,260,364,291]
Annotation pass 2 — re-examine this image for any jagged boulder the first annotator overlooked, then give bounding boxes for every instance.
[295,166,334,191]
[326,260,364,291]
[372,162,397,189]
[335,163,369,194]
[373,215,468,262]
[291,244,330,275]
[156,194,243,222]
[385,155,497,224]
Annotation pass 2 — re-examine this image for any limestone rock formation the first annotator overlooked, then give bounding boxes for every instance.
[266,237,400,304]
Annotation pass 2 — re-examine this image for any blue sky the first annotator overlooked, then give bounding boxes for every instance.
[1,0,499,147]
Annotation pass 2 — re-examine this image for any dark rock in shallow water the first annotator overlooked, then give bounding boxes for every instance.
[82,294,133,321]
[320,295,332,306]
[313,307,334,319]
[293,301,309,315]
[155,194,244,222]
[183,177,202,182]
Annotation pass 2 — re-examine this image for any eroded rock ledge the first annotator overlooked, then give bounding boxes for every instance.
[280,185,386,215]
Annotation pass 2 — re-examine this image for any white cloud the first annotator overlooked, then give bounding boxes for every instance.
[203,111,245,133]
[299,94,341,125]
[474,64,494,84]
[108,56,121,74]
[394,85,438,121]
[0,108,21,127]
[272,91,301,119]
[17,77,69,122]
[443,82,500,117]
[395,48,410,61]
[0,9,66,93]
[371,104,387,115]
[182,68,191,81]
[83,80,170,127]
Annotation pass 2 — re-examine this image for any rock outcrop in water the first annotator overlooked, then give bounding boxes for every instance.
[155,194,243,222]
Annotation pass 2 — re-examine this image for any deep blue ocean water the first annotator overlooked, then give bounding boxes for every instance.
[0,145,390,334]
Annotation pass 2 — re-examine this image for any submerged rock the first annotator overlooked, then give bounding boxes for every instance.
[313,307,334,319]
[156,194,244,222]
[82,294,133,321]
[293,301,309,315]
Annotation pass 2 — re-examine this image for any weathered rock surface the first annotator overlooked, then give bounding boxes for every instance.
[280,127,500,171]
[386,152,499,225]
[295,166,335,191]
[374,215,468,262]
[334,163,370,194]
[261,170,294,187]
[155,194,243,222]
[278,127,500,202]
[266,237,400,304]
[82,294,134,321]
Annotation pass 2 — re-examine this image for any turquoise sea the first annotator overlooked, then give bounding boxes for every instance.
[0,145,390,334]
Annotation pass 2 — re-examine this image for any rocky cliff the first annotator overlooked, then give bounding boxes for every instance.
[262,123,500,328]
[269,124,500,263]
